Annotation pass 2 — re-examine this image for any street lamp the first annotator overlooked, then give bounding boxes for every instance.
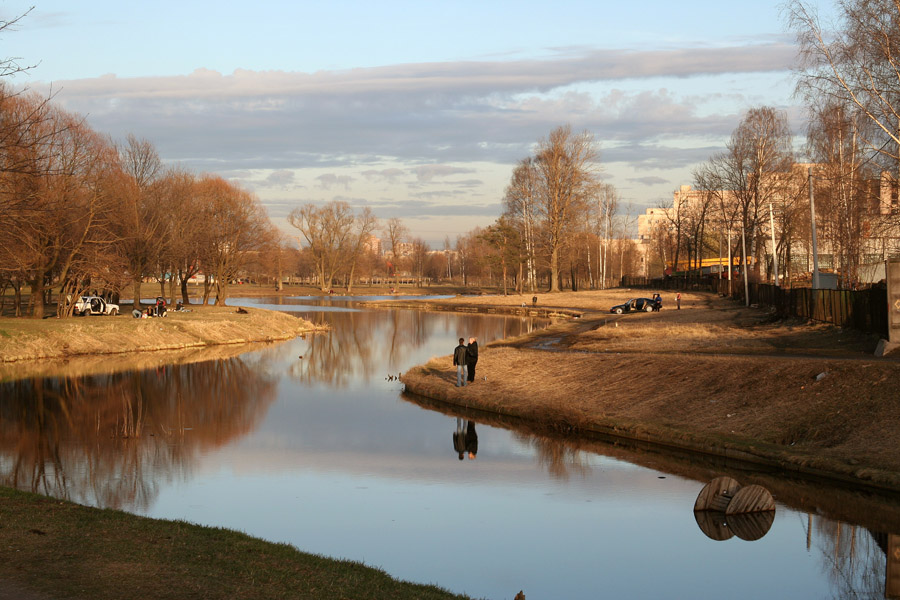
[808,167,821,289]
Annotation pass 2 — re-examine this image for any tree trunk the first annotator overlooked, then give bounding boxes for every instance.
[29,275,45,319]
[132,275,143,310]
[550,246,560,292]
[181,275,191,305]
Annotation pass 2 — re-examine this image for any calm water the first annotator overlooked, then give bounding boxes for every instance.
[2,296,899,600]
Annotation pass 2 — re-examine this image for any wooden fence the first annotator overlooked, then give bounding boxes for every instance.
[621,275,889,338]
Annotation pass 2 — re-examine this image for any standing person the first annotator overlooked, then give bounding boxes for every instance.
[453,338,468,387]
[466,337,478,383]
[676,292,682,310]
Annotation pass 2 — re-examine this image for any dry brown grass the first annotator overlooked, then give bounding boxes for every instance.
[402,289,900,490]
[0,305,319,366]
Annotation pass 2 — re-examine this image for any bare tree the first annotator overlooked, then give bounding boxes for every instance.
[383,217,408,277]
[344,207,378,293]
[289,201,377,291]
[503,157,540,292]
[532,125,600,292]
[0,8,37,81]
[788,0,900,168]
[694,107,794,298]
[194,175,273,305]
[115,135,166,310]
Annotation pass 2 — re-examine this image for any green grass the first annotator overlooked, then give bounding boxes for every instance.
[0,487,475,600]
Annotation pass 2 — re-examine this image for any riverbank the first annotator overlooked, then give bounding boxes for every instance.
[400,289,900,493]
[0,305,319,367]
[0,487,470,600]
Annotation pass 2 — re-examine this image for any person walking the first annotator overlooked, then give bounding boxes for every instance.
[453,338,468,387]
[676,292,682,310]
[466,337,479,383]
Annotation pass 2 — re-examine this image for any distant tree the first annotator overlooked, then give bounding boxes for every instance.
[383,217,408,276]
[195,175,273,305]
[806,101,879,286]
[115,134,166,310]
[693,107,793,298]
[526,125,600,292]
[503,157,539,292]
[479,217,520,295]
[288,201,376,291]
[344,207,378,293]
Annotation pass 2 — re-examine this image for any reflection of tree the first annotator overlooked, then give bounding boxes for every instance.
[802,515,892,600]
[0,357,277,511]
[514,431,591,480]
[287,307,549,387]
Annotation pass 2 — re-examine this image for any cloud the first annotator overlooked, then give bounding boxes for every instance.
[361,168,405,183]
[40,43,795,102]
[628,176,670,186]
[315,174,354,190]
[36,43,794,174]
[410,165,476,182]
[260,169,295,188]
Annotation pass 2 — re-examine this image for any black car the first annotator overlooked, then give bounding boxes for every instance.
[609,297,660,314]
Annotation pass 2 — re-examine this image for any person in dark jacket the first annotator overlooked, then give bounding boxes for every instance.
[453,338,468,387]
[466,337,478,382]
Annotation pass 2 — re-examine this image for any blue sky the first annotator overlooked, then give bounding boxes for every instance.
[2,1,831,245]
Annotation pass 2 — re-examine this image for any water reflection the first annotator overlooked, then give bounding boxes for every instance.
[0,357,277,510]
[452,418,478,461]
[406,392,900,598]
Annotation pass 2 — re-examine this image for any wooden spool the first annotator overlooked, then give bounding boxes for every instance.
[725,484,776,515]
[727,511,776,541]
[693,476,741,512]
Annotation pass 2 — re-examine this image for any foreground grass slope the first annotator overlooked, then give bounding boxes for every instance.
[0,487,471,600]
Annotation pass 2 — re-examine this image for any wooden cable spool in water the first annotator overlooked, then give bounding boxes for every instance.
[693,476,741,512]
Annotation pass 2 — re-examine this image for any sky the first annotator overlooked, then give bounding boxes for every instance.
[1,1,835,246]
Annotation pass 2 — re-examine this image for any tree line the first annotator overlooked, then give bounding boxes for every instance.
[450,125,631,294]
[0,84,278,317]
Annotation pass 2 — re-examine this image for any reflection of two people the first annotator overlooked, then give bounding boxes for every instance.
[453,417,478,461]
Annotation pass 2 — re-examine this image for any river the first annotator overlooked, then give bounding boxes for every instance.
[1,296,899,599]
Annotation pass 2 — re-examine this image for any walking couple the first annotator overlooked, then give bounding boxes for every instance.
[453,337,479,386]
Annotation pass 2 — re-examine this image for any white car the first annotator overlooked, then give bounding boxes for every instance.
[75,295,119,316]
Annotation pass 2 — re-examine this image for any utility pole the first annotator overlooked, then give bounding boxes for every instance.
[769,202,779,286]
[808,167,820,289]
[741,218,750,306]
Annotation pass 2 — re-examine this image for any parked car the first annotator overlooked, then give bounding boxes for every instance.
[75,295,119,316]
[609,297,659,314]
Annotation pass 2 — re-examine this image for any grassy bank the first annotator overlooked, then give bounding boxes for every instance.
[0,487,471,600]
[400,289,900,492]
[0,305,319,367]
